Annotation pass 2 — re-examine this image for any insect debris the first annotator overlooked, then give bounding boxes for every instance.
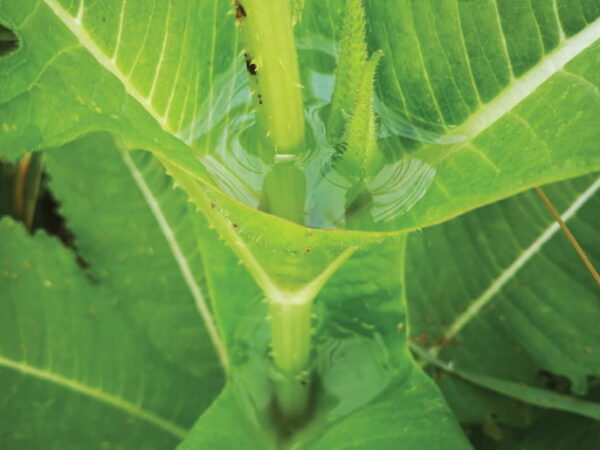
[244,53,258,75]
[234,0,246,23]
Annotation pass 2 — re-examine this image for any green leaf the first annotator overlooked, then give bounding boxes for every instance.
[406,173,600,425]
[182,367,470,450]
[0,219,208,448]
[472,410,600,449]
[0,0,382,270]
[3,133,469,447]
[367,0,600,229]
[45,133,228,375]
[412,343,600,421]
[0,158,15,216]
[0,0,599,233]
[179,226,471,448]
[0,134,227,448]
[1,1,600,447]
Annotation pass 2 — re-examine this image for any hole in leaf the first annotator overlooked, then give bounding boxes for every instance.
[0,157,91,270]
[538,369,573,395]
[0,24,19,57]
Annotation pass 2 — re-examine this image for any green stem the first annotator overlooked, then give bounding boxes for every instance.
[260,161,306,225]
[238,0,305,153]
[237,0,311,418]
[238,0,307,224]
[268,298,313,419]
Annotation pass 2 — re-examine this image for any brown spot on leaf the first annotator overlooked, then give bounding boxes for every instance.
[244,53,257,75]
[234,0,246,23]
[435,336,457,348]
[410,333,432,346]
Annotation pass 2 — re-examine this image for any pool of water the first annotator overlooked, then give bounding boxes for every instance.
[176,28,458,232]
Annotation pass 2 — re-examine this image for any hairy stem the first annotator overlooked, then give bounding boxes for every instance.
[238,0,307,225]
[237,0,305,152]
[268,298,312,419]
[236,0,315,420]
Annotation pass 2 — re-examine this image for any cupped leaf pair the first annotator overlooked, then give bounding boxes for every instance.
[1,0,600,448]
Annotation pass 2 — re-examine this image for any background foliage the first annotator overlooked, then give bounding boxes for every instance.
[1,0,599,448]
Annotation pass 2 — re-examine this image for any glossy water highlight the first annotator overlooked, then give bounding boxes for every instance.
[228,292,407,445]
[180,32,452,232]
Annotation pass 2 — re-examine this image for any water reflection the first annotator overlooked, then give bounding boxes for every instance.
[229,299,402,442]
[376,98,467,145]
[177,38,452,231]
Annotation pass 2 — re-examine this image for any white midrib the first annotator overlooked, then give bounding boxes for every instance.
[0,355,187,438]
[430,176,600,357]
[121,151,230,370]
[43,0,174,134]
[443,15,600,143]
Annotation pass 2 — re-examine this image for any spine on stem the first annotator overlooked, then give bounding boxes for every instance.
[236,0,306,225]
[235,0,311,420]
[261,246,356,421]
[236,0,305,153]
[268,298,313,420]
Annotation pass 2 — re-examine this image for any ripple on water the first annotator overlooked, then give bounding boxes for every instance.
[179,36,461,232]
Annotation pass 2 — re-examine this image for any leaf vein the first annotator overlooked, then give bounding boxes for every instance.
[430,176,600,356]
[121,150,230,370]
[0,355,187,439]
[429,15,600,154]
[42,0,177,137]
